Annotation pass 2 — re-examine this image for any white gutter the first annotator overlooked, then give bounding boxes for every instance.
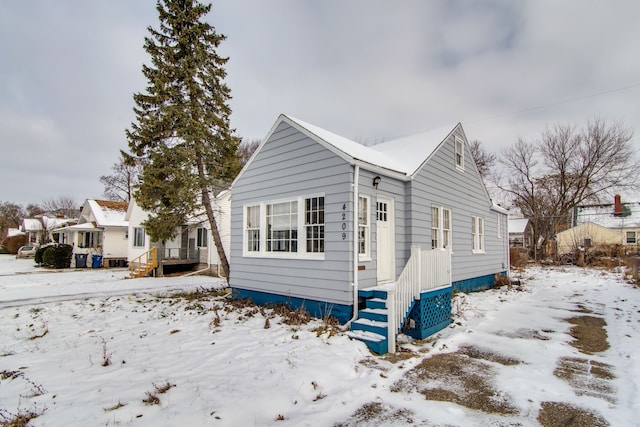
[344,164,360,328]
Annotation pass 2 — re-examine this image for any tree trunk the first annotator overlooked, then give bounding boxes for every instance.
[201,187,229,281]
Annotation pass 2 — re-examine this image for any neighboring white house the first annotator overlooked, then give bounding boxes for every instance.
[126,190,231,276]
[508,218,533,249]
[20,215,77,245]
[54,200,129,267]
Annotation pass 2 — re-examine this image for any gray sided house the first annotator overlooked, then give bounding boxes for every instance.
[230,114,508,353]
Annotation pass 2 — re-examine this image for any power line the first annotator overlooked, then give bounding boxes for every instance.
[468,82,640,125]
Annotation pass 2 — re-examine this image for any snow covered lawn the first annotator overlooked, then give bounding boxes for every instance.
[0,255,638,426]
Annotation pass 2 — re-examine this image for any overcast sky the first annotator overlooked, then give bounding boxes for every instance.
[1,0,639,207]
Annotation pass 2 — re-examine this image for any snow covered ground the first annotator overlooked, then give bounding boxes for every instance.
[0,254,638,426]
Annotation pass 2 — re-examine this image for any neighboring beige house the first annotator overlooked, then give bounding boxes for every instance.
[572,195,640,253]
[556,222,622,255]
[54,200,129,267]
[126,190,231,277]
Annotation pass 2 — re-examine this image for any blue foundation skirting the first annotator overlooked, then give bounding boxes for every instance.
[231,288,353,324]
[403,286,452,340]
[452,271,507,293]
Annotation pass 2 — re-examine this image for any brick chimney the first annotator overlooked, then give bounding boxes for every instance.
[614,194,623,215]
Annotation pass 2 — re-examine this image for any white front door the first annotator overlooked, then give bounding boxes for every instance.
[376,196,395,283]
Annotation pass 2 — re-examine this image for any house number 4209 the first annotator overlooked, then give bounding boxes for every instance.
[341,203,347,239]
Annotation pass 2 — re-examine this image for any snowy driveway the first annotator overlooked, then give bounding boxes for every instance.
[0,255,223,308]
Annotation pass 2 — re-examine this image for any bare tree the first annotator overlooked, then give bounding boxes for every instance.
[25,203,44,217]
[0,201,25,239]
[238,139,260,166]
[469,139,496,180]
[41,196,80,218]
[100,152,142,203]
[499,119,639,259]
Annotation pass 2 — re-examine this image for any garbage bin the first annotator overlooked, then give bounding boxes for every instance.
[75,253,88,268]
[108,259,117,268]
[118,259,128,267]
[92,254,103,268]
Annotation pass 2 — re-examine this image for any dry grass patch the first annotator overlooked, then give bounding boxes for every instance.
[458,345,522,366]
[382,347,418,364]
[157,287,227,301]
[554,357,615,403]
[537,401,608,427]
[142,392,160,405]
[391,348,520,415]
[567,315,609,354]
[0,408,44,427]
[333,402,414,427]
[103,401,126,412]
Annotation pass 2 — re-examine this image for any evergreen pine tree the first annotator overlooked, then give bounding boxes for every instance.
[126,0,241,279]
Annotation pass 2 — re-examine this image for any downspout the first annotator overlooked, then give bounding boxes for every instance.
[344,164,360,328]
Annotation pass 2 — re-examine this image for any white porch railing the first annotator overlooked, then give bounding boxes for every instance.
[386,245,451,353]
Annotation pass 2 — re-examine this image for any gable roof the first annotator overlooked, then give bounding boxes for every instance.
[508,218,530,234]
[235,114,462,184]
[82,199,128,228]
[556,222,622,239]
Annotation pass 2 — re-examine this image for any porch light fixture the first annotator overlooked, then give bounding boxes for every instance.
[373,176,381,189]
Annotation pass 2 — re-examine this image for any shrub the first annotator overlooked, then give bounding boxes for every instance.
[34,246,47,264]
[42,244,72,269]
[1,234,28,254]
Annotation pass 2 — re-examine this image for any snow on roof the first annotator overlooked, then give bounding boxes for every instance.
[55,222,98,233]
[575,202,640,229]
[21,218,43,231]
[285,115,457,176]
[42,217,76,230]
[371,124,458,175]
[508,218,529,234]
[7,228,24,237]
[85,200,128,228]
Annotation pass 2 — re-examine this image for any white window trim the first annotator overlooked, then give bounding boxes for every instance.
[244,204,261,254]
[358,195,371,261]
[196,227,208,248]
[242,193,325,260]
[133,227,145,248]
[431,206,452,251]
[455,136,464,171]
[472,216,485,253]
[431,206,453,252]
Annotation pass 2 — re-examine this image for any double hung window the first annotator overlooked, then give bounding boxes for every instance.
[431,206,451,250]
[196,227,208,248]
[472,216,485,253]
[246,205,260,252]
[455,136,464,170]
[133,227,145,247]
[305,196,324,253]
